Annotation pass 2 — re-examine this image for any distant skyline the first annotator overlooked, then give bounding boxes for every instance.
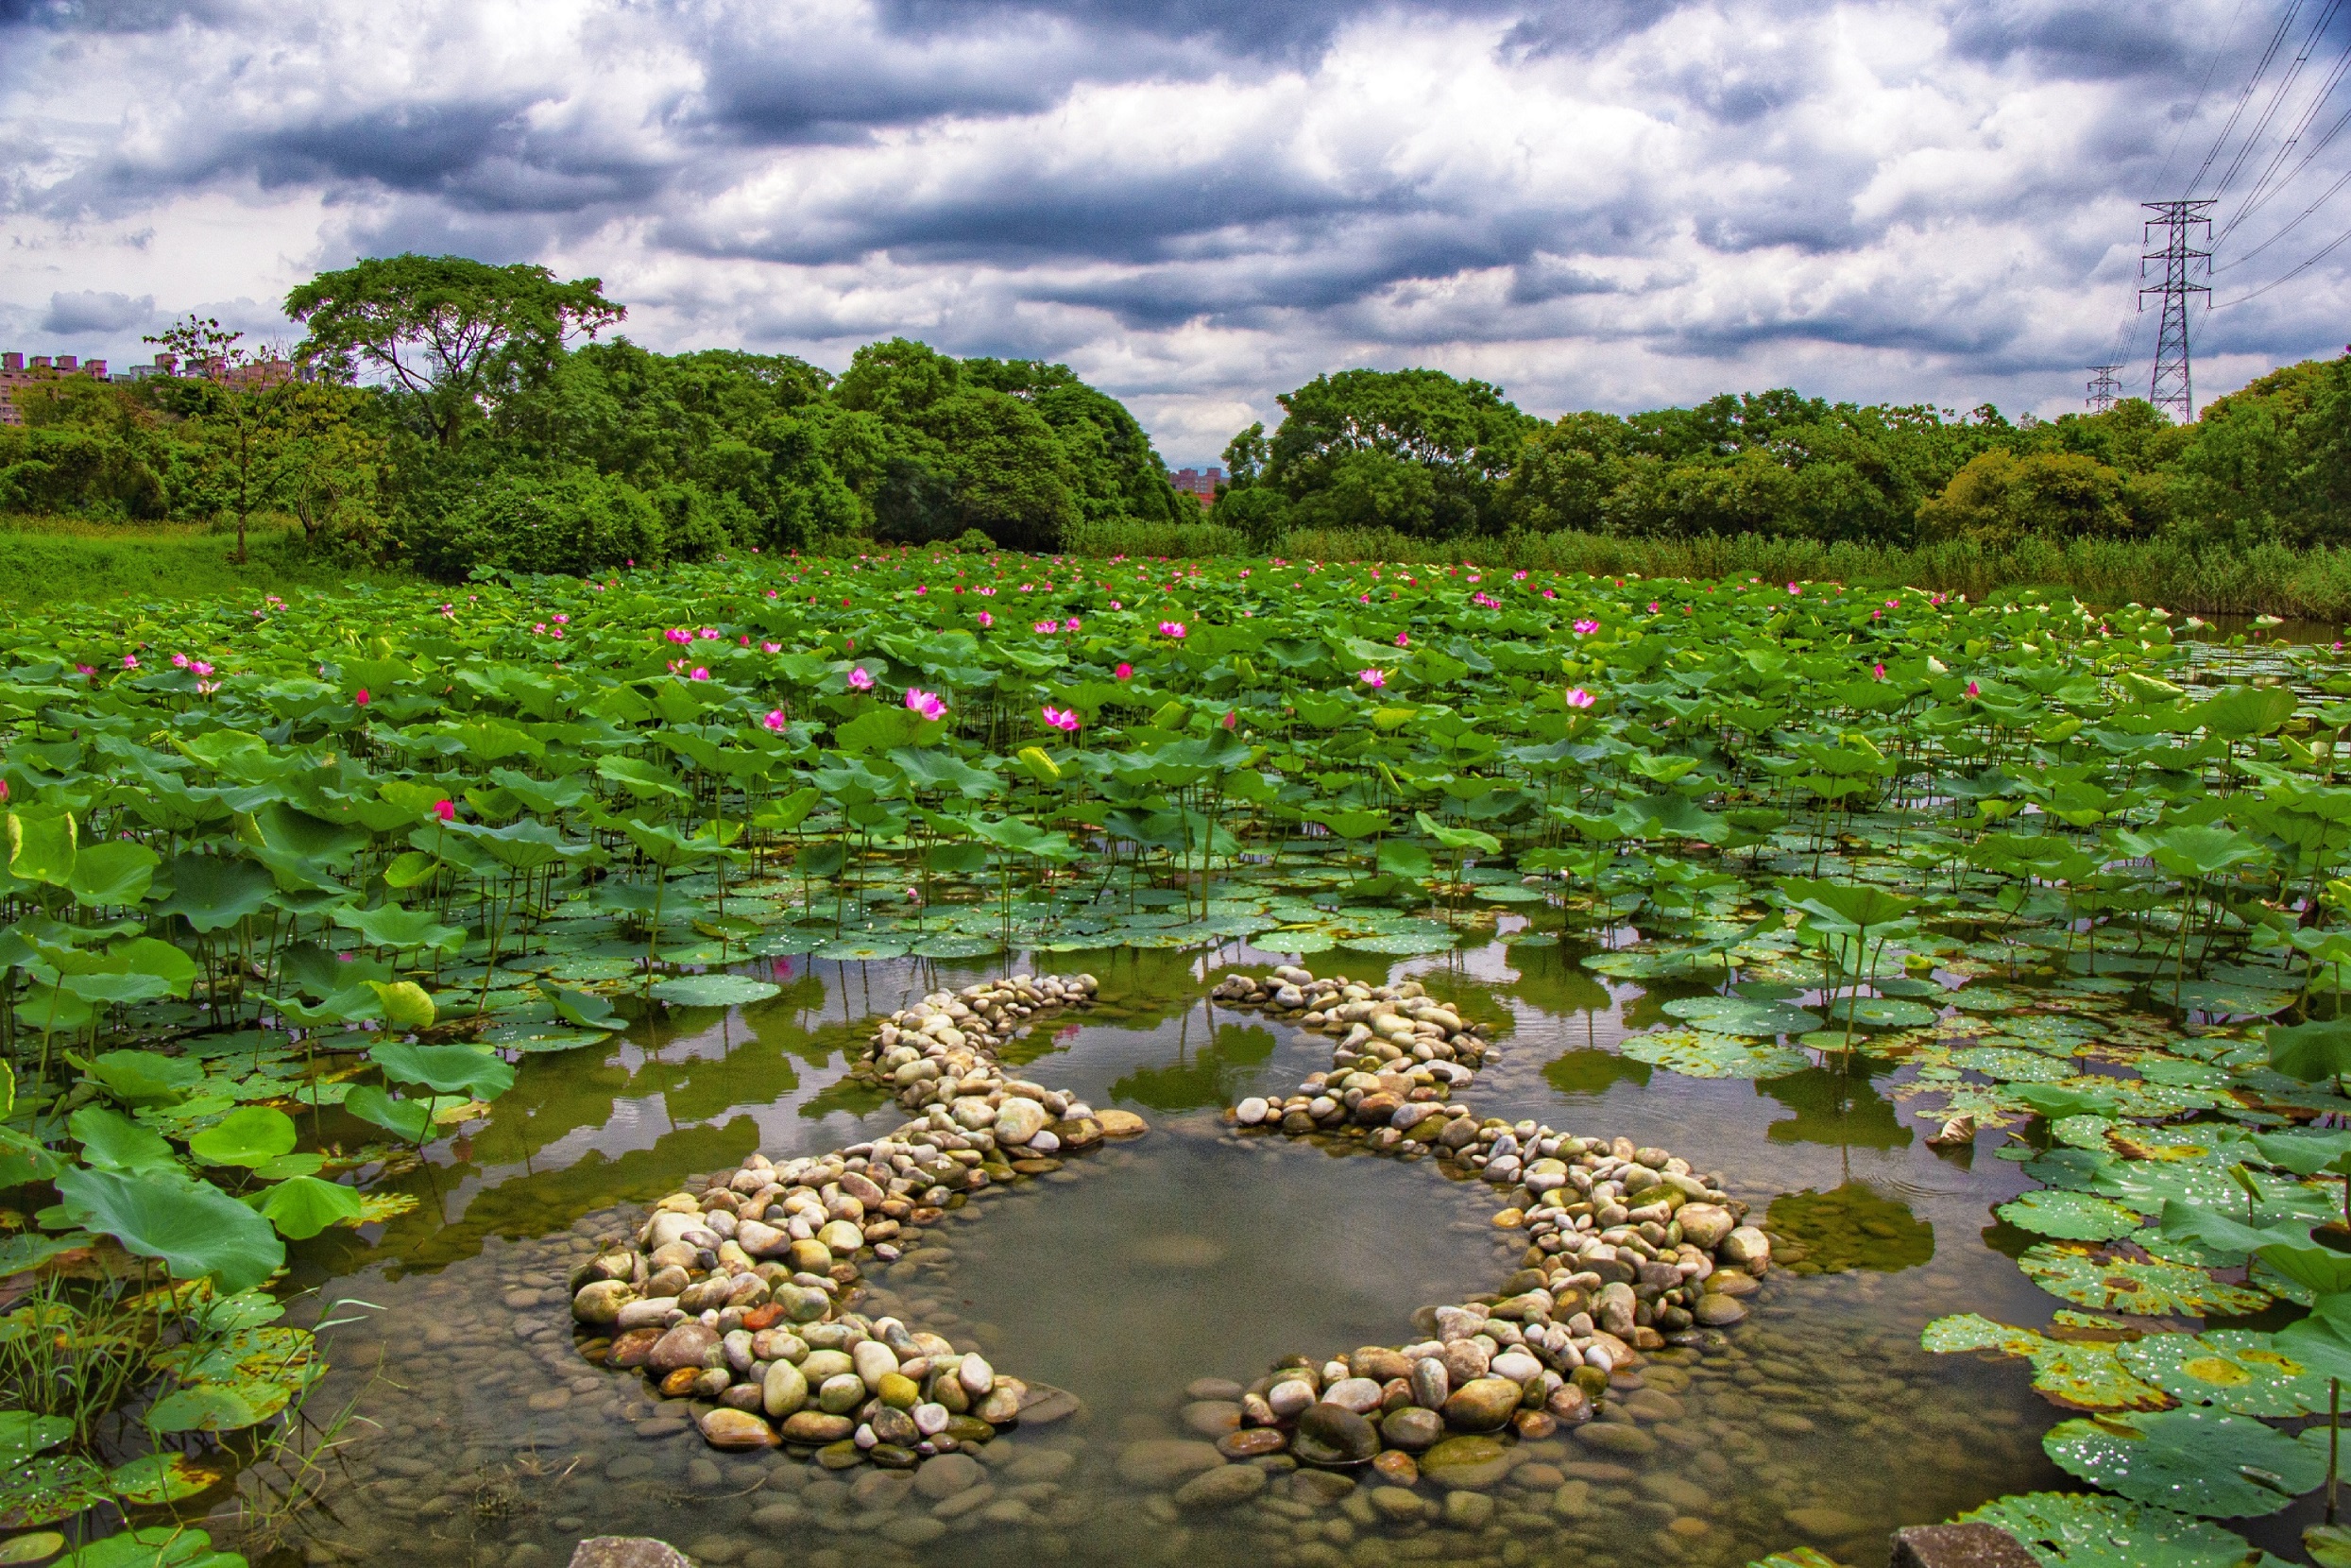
[8,0,2351,466]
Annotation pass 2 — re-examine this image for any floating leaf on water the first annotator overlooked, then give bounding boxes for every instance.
[2019,1243,2272,1317]
[2042,1406,2327,1517]
[145,1383,270,1433]
[1998,1190,2148,1242]
[907,934,1000,959]
[1961,1490,2273,1568]
[2028,1339,2176,1412]
[1620,1029,1808,1081]
[1661,997,1821,1037]
[106,1451,222,1507]
[1821,996,1943,1028]
[2171,981,2297,1018]
[1922,1313,2043,1355]
[0,1412,72,1464]
[1951,1047,2080,1083]
[0,1454,105,1527]
[646,974,782,1008]
[2120,1329,2339,1416]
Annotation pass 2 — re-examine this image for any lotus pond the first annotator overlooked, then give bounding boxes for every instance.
[0,554,2345,1568]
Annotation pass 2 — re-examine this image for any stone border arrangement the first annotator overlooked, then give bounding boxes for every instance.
[1127,964,1773,1514]
[567,972,1140,1468]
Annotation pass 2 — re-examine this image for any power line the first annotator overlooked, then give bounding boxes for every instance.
[2087,363,2126,412]
[2156,0,2258,194]
[2189,0,2308,196]
[2219,159,2351,270]
[2220,12,2351,238]
[2217,210,2351,302]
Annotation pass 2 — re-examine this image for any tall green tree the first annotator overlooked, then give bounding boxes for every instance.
[285,255,622,449]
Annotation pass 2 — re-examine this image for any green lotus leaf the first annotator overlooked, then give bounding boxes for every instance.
[1960,1490,2273,1568]
[647,974,782,1008]
[1997,1189,2148,1241]
[2119,1329,2340,1417]
[187,1106,298,1167]
[367,1042,512,1099]
[145,1383,270,1433]
[67,1106,181,1176]
[341,1085,434,1144]
[2019,1242,2272,1317]
[106,1451,223,1507]
[254,1174,366,1240]
[2042,1406,2326,1517]
[0,1454,105,1528]
[52,1167,283,1294]
[1621,1029,1809,1081]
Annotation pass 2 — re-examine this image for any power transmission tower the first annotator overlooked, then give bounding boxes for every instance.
[2086,363,2125,412]
[2138,199,2213,421]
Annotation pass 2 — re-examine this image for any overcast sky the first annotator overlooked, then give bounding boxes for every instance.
[7,0,2351,464]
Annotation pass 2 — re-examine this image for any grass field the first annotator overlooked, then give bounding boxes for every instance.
[0,517,416,605]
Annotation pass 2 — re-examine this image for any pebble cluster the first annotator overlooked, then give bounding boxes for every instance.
[1142,966,1774,1517]
[568,973,1142,1468]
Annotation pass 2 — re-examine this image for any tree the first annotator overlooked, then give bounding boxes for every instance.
[1917,449,2144,548]
[284,254,622,449]
[143,315,297,563]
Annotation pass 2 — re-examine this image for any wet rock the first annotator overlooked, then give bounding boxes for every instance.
[1117,1439,1226,1487]
[1371,1449,1420,1486]
[1182,1400,1243,1438]
[572,1280,633,1324]
[1410,1358,1450,1410]
[1291,1469,1356,1505]
[1419,1436,1512,1491]
[569,1541,692,1568]
[1218,1427,1288,1458]
[994,1099,1048,1145]
[1187,1377,1247,1402]
[1175,1464,1268,1509]
[1380,1406,1443,1453]
[1723,1226,1772,1272]
[1572,1423,1657,1458]
[647,1322,719,1376]
[1371,1484,1427,1521]
[1442,1490,1495,1528]
[1787,1506,1865,1539]
[779,1411,855,1444]
[1695,1293,1748,1326]
[1441,1378,1524,1433]
[1676,1204,1734,1249]
[699,1409,779,1450]
[1890,1522,2039,1568]
[1294,1404,1380,1467]
[1097,1109,1149,1138]
[1320,1378,1385,1415]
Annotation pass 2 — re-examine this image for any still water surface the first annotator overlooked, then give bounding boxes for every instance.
[265,940,2144,1568]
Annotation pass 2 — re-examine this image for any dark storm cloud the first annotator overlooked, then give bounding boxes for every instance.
[5,0,2344,446]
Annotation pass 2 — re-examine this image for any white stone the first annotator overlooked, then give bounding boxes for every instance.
[995,1099,1048,1145]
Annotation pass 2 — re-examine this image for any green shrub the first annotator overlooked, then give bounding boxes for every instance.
[403,469,666,580]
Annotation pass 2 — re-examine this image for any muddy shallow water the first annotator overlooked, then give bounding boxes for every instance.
[262,940,2130,1568]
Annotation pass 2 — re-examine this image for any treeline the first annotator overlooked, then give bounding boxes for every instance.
[1212,360,2351,554]
[4,251,2348,576]
[0,256,1189,575]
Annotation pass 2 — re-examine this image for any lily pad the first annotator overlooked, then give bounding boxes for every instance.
[811,939,911,963]
[1620,1029,1808,1081]
[2019,1243,2272,1318]
[647,975,782,1008]
[0,1454,105,1527]
[907,934,1000,959]
[1823,997,1942,1028]
[1952,1048,2081,1083]
[1661,997,1822,1036]
[2042,1406,2326,1517]
[106,1451,221,1506]
[1998,1190,2149,1242]
[2120,1330,2340,1416]
[1961,1490,2274,1568]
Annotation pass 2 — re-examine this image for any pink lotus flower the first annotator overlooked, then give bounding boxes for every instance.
[1159,621,1186,639]
[1572,619,1600,636]
[1041,705,1081,732]
[172,653,190,669]
[75,663,93,676]
[1359,669,1387,688]
[1034,619,1060,634]
[554,614,570,623]
[848,667,874,691]
[906,688,947,722]
[122,655,138,670]
[356,689,371,706]
[762,640,781,654]
[1965,680,1981,697]
[1647,602,1660,613]
[1871,662,1886,679]
[978,611,995,628]
[191,660,212,677]
[698,628,718,639]
[1220,709,1236,729]
[1565,688,1594,708]
[689,667,710,681]
[1786,582,1800,595]
[1065,616,1082,631]
[1395,632,1409,647]
[1116,662,1133,681]
[665,627,691,644]
[763,709,788,732]
[1542,588,1558,600]
[1109,600,1122,610]
[434,800,456,822]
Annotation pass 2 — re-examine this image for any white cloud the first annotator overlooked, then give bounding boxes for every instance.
[2,0,2342,461]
